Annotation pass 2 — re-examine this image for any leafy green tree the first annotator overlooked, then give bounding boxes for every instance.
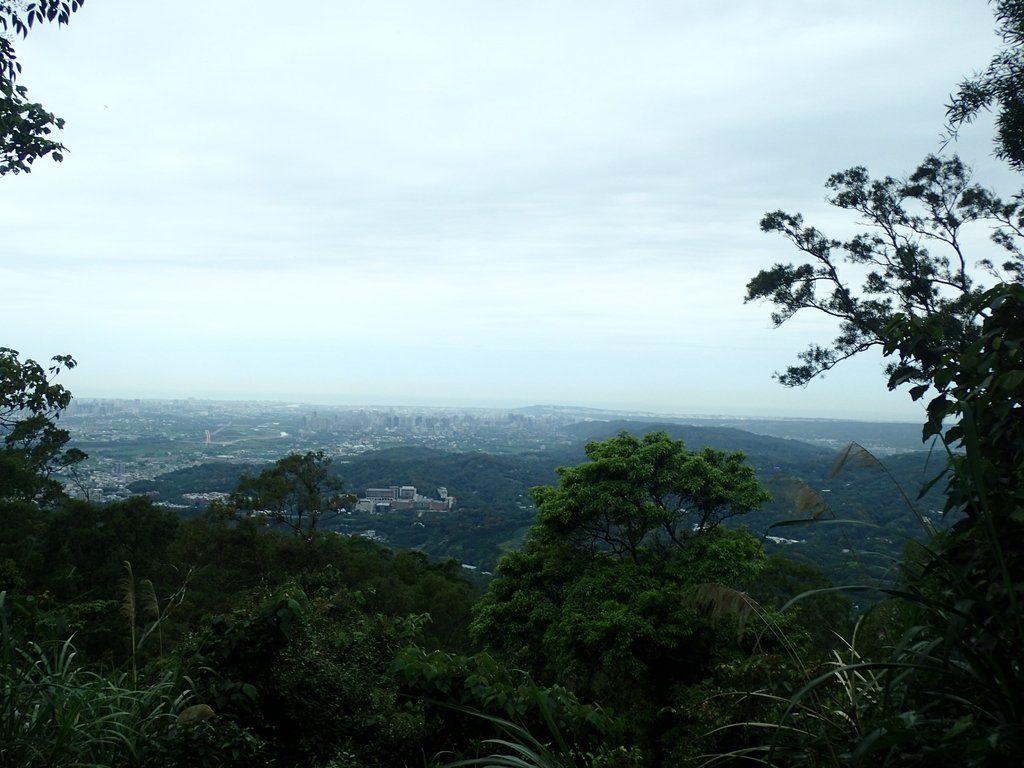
[947,0,1024,170]
[0,348,84,505]
[2,3,85,498]
[472,432,770,685]
[748,152,1024,536]
[1,1,83,175]
[861,283,1024,763]
[741,10,1024,753]
[887,283,1024,522]
[229,451,355,542]
[530,431,770,564]
[746,184,1024,764]
[472,432,773,766]
[737,284,1024,765]
[747,155,1022,387]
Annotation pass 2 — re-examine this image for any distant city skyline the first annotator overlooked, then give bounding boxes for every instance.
[65,387,924,424]
[5,1,1016,423]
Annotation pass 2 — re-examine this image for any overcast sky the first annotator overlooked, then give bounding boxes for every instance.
[2,1,1016,420]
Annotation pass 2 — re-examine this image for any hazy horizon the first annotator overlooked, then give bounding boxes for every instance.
[65,390,926,425]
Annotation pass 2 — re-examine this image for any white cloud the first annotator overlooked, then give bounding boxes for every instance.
[2,0,1012,420]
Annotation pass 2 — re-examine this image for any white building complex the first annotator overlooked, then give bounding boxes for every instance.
[356,485,454,513]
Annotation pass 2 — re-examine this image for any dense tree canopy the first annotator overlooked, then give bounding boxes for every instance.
[743,259,1024,768]
[886,282,1024,521]
[471,431,775,765]
[8,2,1022,765]
[531,431,770,565]
[742,8,1024,755]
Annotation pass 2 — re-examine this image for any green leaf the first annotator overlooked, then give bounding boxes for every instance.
[996,369,1024,391]
[909,384,930,401]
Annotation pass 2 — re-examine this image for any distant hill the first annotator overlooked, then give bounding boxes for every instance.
[129,421,948,581]
[680,417,927,455]
[128,461,262,506]
[337,446,559,506]
[557,420,948,585]
[561,420,833,471]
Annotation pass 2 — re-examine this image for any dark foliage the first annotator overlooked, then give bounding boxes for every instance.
[0,1,83,174]
[748,155,1022,387]
[0,348,84,505]
[947,0,1024,171]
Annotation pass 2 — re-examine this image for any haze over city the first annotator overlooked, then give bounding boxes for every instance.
[4,1,1014,420]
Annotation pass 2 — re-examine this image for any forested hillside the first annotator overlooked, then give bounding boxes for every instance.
[4,1,1023,766]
